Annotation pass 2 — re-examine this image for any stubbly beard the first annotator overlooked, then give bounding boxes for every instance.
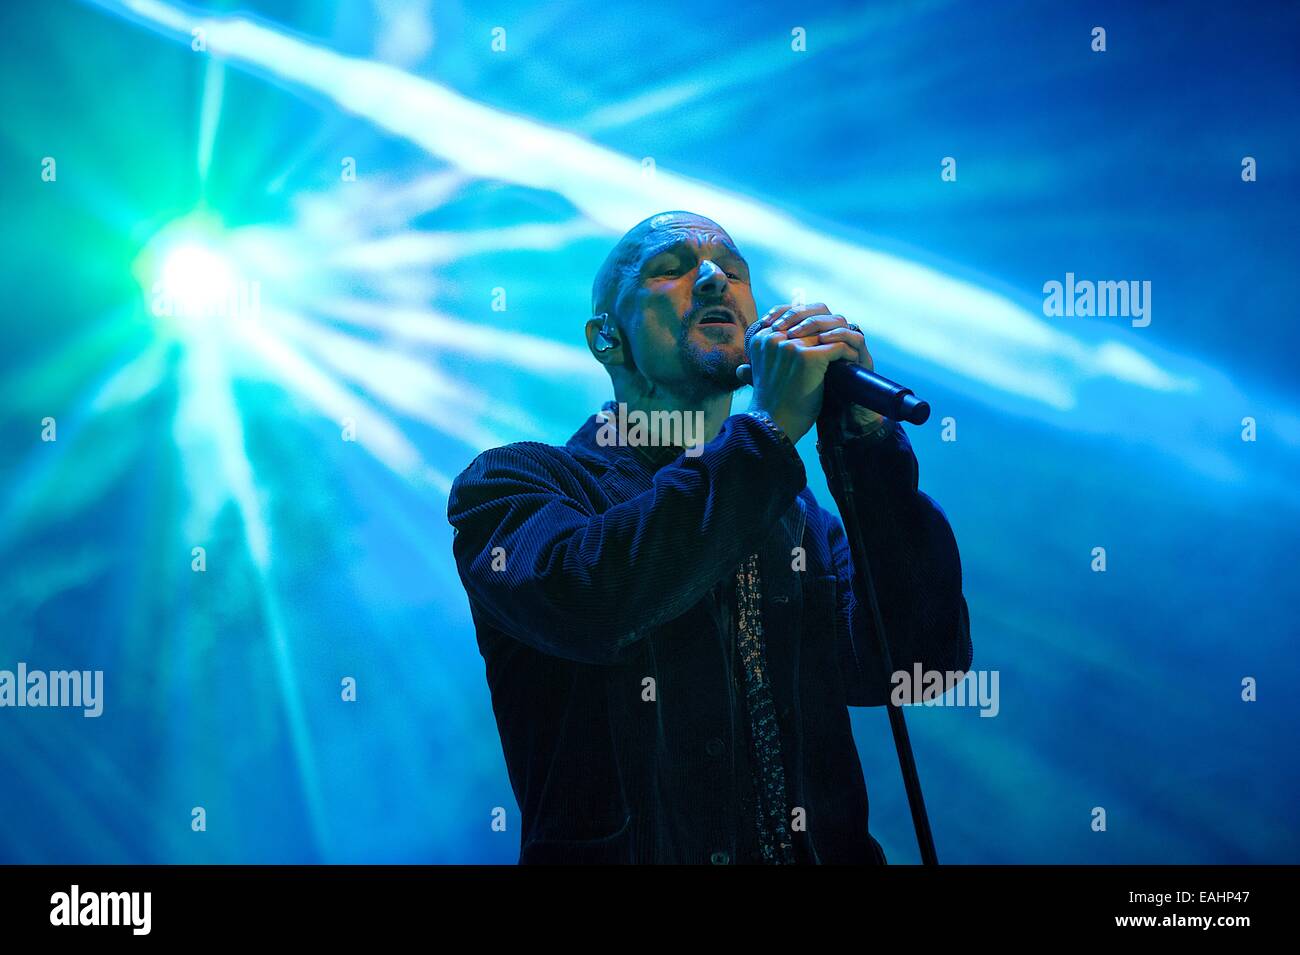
[677,326,745,402]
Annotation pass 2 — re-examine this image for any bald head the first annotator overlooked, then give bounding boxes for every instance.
[584,210,754,402]
[591,211,740,324]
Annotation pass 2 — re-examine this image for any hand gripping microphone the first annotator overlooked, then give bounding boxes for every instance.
[744,320,931,426]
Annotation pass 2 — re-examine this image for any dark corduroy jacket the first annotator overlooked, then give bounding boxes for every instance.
[447,406,971,864]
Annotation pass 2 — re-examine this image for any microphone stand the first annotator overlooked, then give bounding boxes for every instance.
[818,406,940,866]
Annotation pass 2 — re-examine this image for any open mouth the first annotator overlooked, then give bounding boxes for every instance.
[695,307,738,327]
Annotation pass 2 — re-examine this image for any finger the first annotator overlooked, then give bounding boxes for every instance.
[817,326,873,368]
[814,327,862,360]
[772,302,831,331]
[800,341,859,363]
[735,363,753,385]
[786,315,849,339]
[773,303,831,332]
[774,331,820,349]
[751,325,789,351]
[756,303,791,330]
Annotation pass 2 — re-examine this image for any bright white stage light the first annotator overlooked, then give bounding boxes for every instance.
[136,217,260,331]
[158,241,238,319]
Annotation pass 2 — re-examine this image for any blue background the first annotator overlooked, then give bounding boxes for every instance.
[0,0,1296,863]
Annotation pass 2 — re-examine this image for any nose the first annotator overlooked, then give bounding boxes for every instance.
[694,259,728,297]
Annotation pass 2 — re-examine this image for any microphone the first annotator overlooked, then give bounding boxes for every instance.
[745,319,931,426]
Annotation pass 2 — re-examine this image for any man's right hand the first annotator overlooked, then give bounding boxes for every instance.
[738,303,858,444]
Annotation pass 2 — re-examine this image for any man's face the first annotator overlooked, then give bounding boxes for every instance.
[618,217,756,399]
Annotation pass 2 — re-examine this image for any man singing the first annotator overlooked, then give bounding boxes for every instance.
[447,211,972,864]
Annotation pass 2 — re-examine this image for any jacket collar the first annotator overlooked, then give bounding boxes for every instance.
[565,401,809,549]
[566,400,695,473]
[564,401,810,596]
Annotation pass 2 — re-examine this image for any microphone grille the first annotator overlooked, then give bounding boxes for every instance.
[743,318,766,359]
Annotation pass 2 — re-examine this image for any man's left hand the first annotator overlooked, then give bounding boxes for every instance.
[767,303,886,435]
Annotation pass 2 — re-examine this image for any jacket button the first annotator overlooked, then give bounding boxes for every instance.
[710,851,731,865]
[705,737,724,758]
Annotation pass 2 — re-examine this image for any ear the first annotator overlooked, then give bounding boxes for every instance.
[585,314,626,366]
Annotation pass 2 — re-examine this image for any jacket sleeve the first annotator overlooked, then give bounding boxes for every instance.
[818,418,973,706]
[447,413,808,665]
